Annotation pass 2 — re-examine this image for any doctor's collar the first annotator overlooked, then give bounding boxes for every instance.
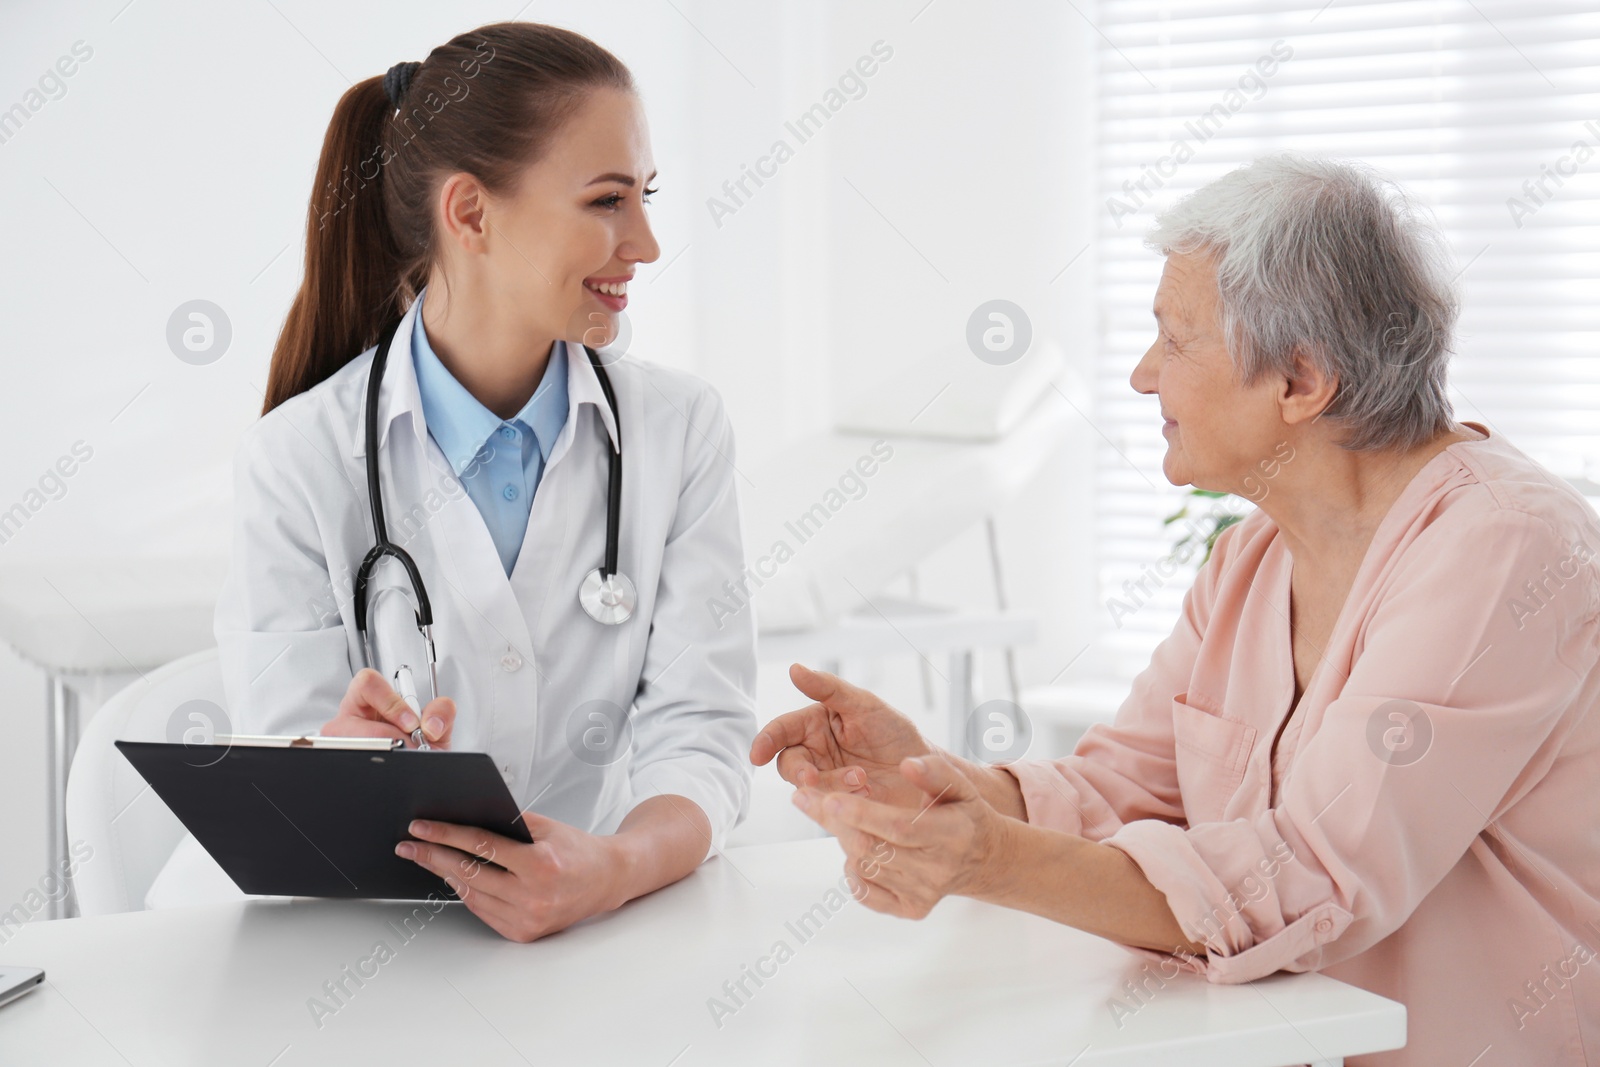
[354,288,620,461]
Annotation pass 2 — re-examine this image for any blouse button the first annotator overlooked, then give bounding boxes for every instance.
[502,484,518,500]
[1314,917,1333,935]
[501,650,523,672]
[500,426,516,440]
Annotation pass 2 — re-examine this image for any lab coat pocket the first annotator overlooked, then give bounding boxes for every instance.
[1170,695,1257,826]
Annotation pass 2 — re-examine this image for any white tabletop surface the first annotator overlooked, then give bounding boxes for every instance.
[0,838,1403,1066]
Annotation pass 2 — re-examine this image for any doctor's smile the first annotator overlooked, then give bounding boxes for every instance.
[12,8,1599,1067]
[582,273,632,312]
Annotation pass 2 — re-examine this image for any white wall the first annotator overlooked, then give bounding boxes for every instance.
[818,2,1098,713]
[0,0,1097,915]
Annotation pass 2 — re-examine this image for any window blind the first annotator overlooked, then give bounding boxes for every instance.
[1091,0,1600,678]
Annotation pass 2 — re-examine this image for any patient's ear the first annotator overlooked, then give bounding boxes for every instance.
[1280,347,1337,428]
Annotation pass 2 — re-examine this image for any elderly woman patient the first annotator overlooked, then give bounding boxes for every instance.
[752,154,1600,1066]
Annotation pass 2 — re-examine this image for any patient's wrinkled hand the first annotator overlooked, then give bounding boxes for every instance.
[791,749,1008,919]
[749,664,932,809]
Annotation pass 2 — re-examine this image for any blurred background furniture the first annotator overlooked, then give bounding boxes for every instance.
[0,558,226,917]
[63,647,221,917]
[741,340,1082,757]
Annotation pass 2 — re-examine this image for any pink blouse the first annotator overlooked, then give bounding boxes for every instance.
[1005,423,1600,1066]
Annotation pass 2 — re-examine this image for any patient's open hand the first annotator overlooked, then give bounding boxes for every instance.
[750,664,932,809]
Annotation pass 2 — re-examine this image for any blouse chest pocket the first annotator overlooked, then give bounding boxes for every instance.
[1170,694,1258,826]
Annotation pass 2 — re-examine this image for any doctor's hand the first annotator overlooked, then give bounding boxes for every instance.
[396,811,625,943]
[750,664,933,809]
[790,748,1011,920]
[323,668,456,749]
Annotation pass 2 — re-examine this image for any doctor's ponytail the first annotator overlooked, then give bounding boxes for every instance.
[261,22,634,415]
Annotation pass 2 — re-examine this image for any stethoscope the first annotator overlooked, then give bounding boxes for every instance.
[352,314,636,710]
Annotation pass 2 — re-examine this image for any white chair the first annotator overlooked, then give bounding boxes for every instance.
[0,555,227,917]
[64,647,225,917]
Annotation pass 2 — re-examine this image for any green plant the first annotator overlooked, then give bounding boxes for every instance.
[1163,488,1245,566]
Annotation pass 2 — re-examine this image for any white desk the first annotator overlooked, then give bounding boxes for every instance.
[0,839,1402,1065]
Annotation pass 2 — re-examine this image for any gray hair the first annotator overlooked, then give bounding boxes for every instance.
[1145,153,1458,452]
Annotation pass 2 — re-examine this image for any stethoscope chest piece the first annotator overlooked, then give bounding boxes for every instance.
[580,568,636,625]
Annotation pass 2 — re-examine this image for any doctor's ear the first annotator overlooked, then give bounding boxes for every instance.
[435,172,493,253]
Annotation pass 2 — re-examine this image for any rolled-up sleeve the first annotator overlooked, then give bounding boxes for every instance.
[1103,508,1598,983]
[625,383,758,857]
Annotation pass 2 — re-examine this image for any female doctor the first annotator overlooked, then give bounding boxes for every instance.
[209,22,756,941]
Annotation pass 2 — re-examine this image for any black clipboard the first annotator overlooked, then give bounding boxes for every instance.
[116,739,535,901]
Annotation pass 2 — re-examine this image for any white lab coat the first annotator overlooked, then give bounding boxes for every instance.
[150,294,758,907]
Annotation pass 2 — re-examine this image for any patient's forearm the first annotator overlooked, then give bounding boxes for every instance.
[964,817,1208,957]
[927,750,1203,954]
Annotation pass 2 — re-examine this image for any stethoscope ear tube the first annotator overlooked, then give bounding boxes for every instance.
[363,318,404,549]
[578,344,632,625]
[355,316,434,638]
[584,345,623,582]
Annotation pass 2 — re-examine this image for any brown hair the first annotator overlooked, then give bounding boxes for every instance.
[261,22,634,415]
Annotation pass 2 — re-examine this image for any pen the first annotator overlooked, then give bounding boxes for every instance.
[393,666,430,750]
